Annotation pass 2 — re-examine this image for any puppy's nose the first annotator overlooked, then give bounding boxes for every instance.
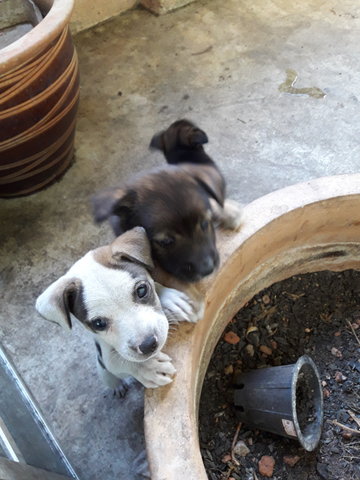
[138,335,158,355]
[199,256,215,277]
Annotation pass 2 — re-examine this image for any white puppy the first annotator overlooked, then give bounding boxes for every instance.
[36,227,202,391]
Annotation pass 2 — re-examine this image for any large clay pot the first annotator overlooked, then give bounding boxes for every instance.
[144,174,360,479]
[0,0,79,198]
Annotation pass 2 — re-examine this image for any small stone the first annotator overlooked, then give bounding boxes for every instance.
[348,360,360,372]
[334,331,341,337]
[323,388,331,398]
[233,440,250,458]
[224,364,234,375]
[323,430,334,443]
[258,455,275,477]
[331,347,342,358]
[259,345,272,356]
[224,331,240,344]
[262,294,271,304]
[283,455,301,467]
[334,371,347,383]
[222,454,232,463]
[304,327,312,333]
[343,380,353,393]
[330,444,340,454]
[316,462,329,479]
[245,344,255,357]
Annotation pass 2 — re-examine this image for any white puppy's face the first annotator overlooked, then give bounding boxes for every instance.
[36,228,169,363]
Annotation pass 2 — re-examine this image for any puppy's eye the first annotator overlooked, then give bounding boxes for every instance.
[136,282,149,299]
[91,317,108,331]
[200,219,209,231]
[154,236,175,248]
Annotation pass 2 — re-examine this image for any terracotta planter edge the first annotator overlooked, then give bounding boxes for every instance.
[144,173,360,480]
[0,0,74,76]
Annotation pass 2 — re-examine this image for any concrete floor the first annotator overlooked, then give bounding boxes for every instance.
[1,0,360,478]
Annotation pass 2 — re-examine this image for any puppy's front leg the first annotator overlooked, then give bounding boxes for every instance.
[97,340,176,389]
[97,360,121,390]
[95,341,137,396]
[155,283,204,324]
[97,363,135,397]
[129,352,176,389]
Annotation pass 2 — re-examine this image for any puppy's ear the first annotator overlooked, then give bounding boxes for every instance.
[182,164,226,207]
[35,277,83,330]
[196,171,225,206]
[91,188,136,224]
[149,131,165,151]
[181,126,208,147]
[150,124,208,152]
[110,227,154,271]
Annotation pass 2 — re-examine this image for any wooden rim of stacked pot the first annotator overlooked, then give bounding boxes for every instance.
[0,0,74,76]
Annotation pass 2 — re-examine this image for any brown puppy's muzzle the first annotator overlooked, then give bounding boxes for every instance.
[181,252,219,281]
[157,244,219,283]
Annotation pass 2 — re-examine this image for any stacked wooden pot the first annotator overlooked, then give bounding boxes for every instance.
[0,0,79,198]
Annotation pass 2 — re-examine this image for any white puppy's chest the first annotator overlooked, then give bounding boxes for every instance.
[95,338,130,379]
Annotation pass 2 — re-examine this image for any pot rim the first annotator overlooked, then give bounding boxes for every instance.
[0,0,74,76]
[144,172,360,479]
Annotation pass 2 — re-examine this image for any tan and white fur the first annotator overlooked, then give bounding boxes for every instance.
[35,227,203,390]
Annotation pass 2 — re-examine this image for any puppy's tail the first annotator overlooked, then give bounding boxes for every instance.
[91,187,125,223]
[91,188,137,238]
[91,189,113,223]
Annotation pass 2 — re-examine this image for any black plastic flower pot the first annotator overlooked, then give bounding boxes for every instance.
[233,355,323,451]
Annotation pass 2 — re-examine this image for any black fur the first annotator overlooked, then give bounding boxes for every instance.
[91,119,226,283]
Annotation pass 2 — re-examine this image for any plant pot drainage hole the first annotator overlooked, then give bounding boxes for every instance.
[199,270,360,480]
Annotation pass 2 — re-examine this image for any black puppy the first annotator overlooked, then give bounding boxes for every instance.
[92,119,242,283]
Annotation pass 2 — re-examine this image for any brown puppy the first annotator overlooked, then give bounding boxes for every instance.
[92,119,242,283]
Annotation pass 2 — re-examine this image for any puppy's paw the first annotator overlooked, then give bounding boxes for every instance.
[132,449,150,479]
[156,284,204,324]
[134,352,176,389]
[113,377,137,398]
[221,199,244,231]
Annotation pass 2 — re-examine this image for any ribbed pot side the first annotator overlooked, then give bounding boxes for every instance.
[144,174,360,480]
[0,0,79,198]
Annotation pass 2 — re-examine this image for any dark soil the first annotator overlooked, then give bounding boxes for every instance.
[199,270,360,480]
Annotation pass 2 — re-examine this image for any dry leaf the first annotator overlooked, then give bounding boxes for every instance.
[224,331,240,344]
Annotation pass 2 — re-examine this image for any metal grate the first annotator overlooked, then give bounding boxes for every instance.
[0,344,79,479]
